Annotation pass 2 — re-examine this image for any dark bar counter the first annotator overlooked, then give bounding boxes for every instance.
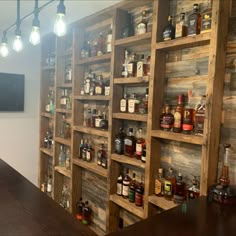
[0,159,96,236]
[108,196,236,236]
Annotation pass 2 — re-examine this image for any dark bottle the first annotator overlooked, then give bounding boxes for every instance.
[97,144,105,166]
[90,108,97,128]
[100,112,108,130]
[135,128,145,160]
[182,108,194,134]
[163,16,175,41]
[124,128,136,157]
[175,12,188,38]
[141,143,146,163]
[79,139,84,159]
[76,197,85,221]
[86,140,94,162]
[187,4,201,36]
[135,176,144,207]
[117,174,123,196]
[173,95,184,133]
[195,95,206,135]
[188,176,200,200]
[160,104,174,131]
[114,128,126,155]
[97,32,105,56]
[82,201,92,225]
[122,168,131,199]
[82,139,88,161]
[128,173,136,203]
[122,13,134,38]
[136,10,148,35]
[164,168,176,201]
[173,173,186,204]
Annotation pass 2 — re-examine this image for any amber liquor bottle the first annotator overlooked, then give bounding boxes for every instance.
[173,95,184,133]
[135,128,145,160]
[155,168,164,197]
[122,168,131,199]
[164,168,176,201]
[128,173,136,203]
[175,12,188,38]
[187,4,201,36]
[160,104,174,131]
[124,128,136,157]
[136,10,148,35]
[173,173,186,204]
[195,95,206,135]
[135,175,144,207]
[163,16,175,41]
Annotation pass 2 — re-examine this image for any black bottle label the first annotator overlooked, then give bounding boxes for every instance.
[115,138,124,154]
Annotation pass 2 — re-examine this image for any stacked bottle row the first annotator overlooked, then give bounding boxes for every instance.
[58,144,71,170]
[76,198,92,225]
[59,89,72,110]
[78,139,108,169]
[162,2,212,41]
[160,93,206,135]
[80,71,110,96]
[155,168,200,204]
[116,168,144,207]
[114,128,146,163]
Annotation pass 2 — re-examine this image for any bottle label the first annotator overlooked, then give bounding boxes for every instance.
[107,43,112,53]
[128,100,135,113]
[128,189,135,202]
[136,143,142,155]
[117,183,122,195]
[60,98,67,105]
[105,86,110,96]
[95,118,102,128]
[47,184,52,193]
[127,63,134,76]
[124,138,132,146]
[135,192,143,206]
[120,99,127,112]
[163,29,172,41]
[137,23,146,35]
[84,81,90,94]
[201,12,212,33]
[155,179,162,195]
[173,112,182,128]
[188,16,198,36]
[137,61,144,77]
[175,22,183,38]
[95,86,102,95]
[122,185,129,197]
[115,139,123,154]
[86,151,91,161]
[164,180,172,192]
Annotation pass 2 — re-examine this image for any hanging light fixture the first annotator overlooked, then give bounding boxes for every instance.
[13,0,23,52]
[54,0,66,37]
[29,0,40,45]
[0,31,9,57]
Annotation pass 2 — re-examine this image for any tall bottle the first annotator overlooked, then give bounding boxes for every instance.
[187,4,201,36]
[163,16,175,41]
[82,201,92,225]
[136,10,148,35]
[195,95,206,135]
[173,95,184,133]
[124,128,136,157]
[76,197,85,221]
[97,32,105,56]
[78,139,84,159]
[160,104,174,131]
[120,93,128,113]
[175,12,188,38]
[201,0,212,33]
[173,173,185,204]
[135,175,144,207]
[59,145,66,167]
[127,53,137,77]
[117,174,123,196]
[122,168,131,199]
[65,148,71,170]
[155,168,165,197]
[135,128,145,160]
[121,49,129,78]
[106,24,112,53]
[164,168,176,201]
[128,173,136,203]
[114,128,126,155]
[188,176,200,200]
[97,143,106,167]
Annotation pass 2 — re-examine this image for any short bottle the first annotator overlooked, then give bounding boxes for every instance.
[65,148,71,170]
[122,168,131,199]
[76,197,85,221]
[128,173,137,203]
[82,201,92,225]
[136,10,148,35]
[137,54,147,78]
[173,173,186,204]
[121,49,129,78]
[47,174,53,198]
[141,143,146,163]
[175,12,188,38]
[173,95,184,133]
[160,104,174,131]
[155,168,165,197]
[114,128,126,155]
[127,53,137,77]
[164,168,176,201]
[124,128,136,157]
[187,4,201,36]
[117,174,123,196]
[59,145,66,167]
[163,16,175,41]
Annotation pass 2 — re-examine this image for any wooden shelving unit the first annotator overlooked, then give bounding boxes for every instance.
[111,154,145,169]
[112,113,148,122]
[148,195,178,211]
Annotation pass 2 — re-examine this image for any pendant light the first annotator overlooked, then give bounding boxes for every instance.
[0,31,9,57]
[29,0,40,45]
[54,0,66,37]
[13,0,23,52]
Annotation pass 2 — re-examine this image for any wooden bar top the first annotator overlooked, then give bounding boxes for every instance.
[0,159,96,236]
[107,196,236,236]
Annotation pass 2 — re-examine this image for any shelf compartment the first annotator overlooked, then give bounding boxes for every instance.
[113,113,147,122]
[151,130,203,145]
[148,195,178,210]
[110,194,144,219]
[55,166,71,178]
[74,95,110,101]
[74,125,109,137]
[40,147,53,157]
[73,159,108,178]
[55,108,72,114]
[114,76,149,85]
[40,112,54,119]
[155,32,211,51]
[115,32,152,48]
[111,154,145,169]
[77,53,111,65]
[54,137,71,146]
[57,83,73,88]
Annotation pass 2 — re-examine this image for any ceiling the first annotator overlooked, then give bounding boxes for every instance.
[0,0,119,42]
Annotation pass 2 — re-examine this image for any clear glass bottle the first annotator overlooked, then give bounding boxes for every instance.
[65,63,72,84]
[175,12,188,38]
[59,144,66,167]
[65,148,71,170]
[155,168,165,197]
[163,16,175,41]
[124,127,136,157]
[117,174,123,196]
[135,128,145,160]
[187,4,201,36]
[136,10,148,35]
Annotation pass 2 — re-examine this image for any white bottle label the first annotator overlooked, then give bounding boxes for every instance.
[122,185,129,196]
[117,183,122,195]
[47,184,52,193]
[137,61,144,77]
[120,99,127,112]
[128,99,135,113]
[137,23,146,35]
[136,143,142,155]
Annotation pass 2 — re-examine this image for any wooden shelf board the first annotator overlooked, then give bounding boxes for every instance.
[110,194,144,219]
[40,148,53,157]
[54,166,71,178]
[112,113,147,122]
[151,130,203,145]
[40,112,54,118]
[114,76,149,85]
[55,108,72,114]
[115,32,152,47]
[57,83,73,88]
[85,18,112,32]
[155,32,211,51]
[111,154,145,169]
[148,195,178,210]
[54,137,71,146]
[73,125,109,137]
[77,53,111,65]
[73,159,108,178]
[74,95,110,101]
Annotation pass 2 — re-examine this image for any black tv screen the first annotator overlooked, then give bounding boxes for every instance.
[0,73,24,111]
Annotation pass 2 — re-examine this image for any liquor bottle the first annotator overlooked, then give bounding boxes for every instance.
[188,176,200,200]
[59,145,66,167]
[135,175,144,207]
[155,168,164,197]
[80,40,89,59]
[106,24,112,53]
[124,127,136,157]
[60,184,70,209]
[90,39,98,57]
[64,123,71,139]
[128,93,140,114]
[143,88,149,114]
[91,108,97,128]
[82,201,92,225]
[195,95,206,135]
[173,95,184,133]
[82,139,88,161]
[121,49,129,78]
[136,10,148,35]
[84,71,92,95]
[122,13,134,38]
[85,108,92,127]
[137,54,147,78]
[141,143,146,163]
[95,75,104,95]
[64,63,72,83]
[127,53,137,77]
[101,153,107,169]
[76,197,85,221]
[47,129,53,150]
[86,140,94,162]
[163,16,175,41]
[89,74,96,96]
[122,168,131,199]
[104,79,110,96]
[114,128,126,155]
[201,0,212,34]
[117,174,123,196]
[129,173,136,203]
[60,89,66,109]
[95,110,102,129]
[187,4,201,36]
[135,128,145,160]
[175,12,188,38]
[79,139,84,159]
[65,148,71,170]
[173,173,185,204]
[47,174,53,198]
[64,89,69,109]
[97,32,105,56]
[160,104,174,131]
[164,168,176,201]
[97,143,106,167]
[120,93,128,113]
[100,111,108,130]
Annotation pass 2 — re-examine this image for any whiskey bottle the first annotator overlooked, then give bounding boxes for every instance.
[60,184,70,209]
[91,108,97,128]
[160,104,174,131]
[82,139,88,161]
[85,108,92,127]
[188,176,200,200]
[121,49,129,78]
[137,54,147,78]
[173,173,185,204]
[127,53,137,77]
[136,10,148,35]
[76,197,85,221]
[97,143,106,166]
[164,168,176,201]
[117,174,123,196]
[135,128,145,160]
[163,16,175,41]
[65,148,71,170]
[135,175,144,207]
[173,95,184,133]
[120,93,128,113]
[82,201,92,225]
[97,32,105,56]
[122,13,134,38]
[175,12,188,38]
[124,127,136,157]
[80,41,89,59]
[187,4,201,36]
[122,168,131,198]
[94,110,102,129]
[95,75,104,95]
[79,139,84,159]
[155,168,165,197]
[195,95,206,135]
[86,140,94,162]
[201,0,212,34]
[141,143,146,163]
[106,24,112,53]
[64,63,72,84]
[114,128,126,155]
[59,144,66,167]
[100,111,108,130]
[128,93,139,114]
[128,172,136,203]
[101,153,107,169]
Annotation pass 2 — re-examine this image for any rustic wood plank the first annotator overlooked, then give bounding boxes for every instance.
[54,137,71,147]
[112,113,147,122]
[40,148,54,157]
[148,195,178,210]
[55,166,72,178]
[74,95,111,101]
[114,76,149,85]
[73,125,109,137]
[111,154,145,169]
[77,54,111,65]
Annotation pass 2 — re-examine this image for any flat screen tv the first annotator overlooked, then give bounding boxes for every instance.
[0,72,24,112]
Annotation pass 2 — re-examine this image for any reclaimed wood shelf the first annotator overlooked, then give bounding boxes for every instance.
[111,154,145,169]
[40,112,54,119]
[54,137,71,146]
[151,130,204,145]
[55,166,71,178]
[55,108,72,114]
[73,158,108,178]
[74,125,109,137]
[57,83,73,88]
[112,113,147,122]
[85,18,112,32]
[74,95,111,101]
[40,147,54,157]
[77,53,111,65]
[110,194,145,219]
[115,32,152,48]
[148,195,178,210]
[114,76,149,85]
[155,32,211,51]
